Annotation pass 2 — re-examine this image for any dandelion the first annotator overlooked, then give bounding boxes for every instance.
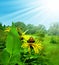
[21,37,42,54]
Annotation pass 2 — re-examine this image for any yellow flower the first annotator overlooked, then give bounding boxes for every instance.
[21,42,42,54]
[21,35,31,40]
[5,27,10,32]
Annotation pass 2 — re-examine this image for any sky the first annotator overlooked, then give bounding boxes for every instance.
[0,0,59,29]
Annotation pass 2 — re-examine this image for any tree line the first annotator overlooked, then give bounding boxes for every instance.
[0,21,59,36]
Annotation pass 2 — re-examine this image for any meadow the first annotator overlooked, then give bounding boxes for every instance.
[0,22,59,65]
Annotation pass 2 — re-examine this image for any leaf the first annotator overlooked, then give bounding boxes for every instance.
[1,49,10,65]
[6,24,22,55]
[9,55,20,65]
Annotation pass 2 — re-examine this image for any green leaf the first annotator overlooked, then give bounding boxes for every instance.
[8,55,20,65]
[1,49,10,65]
[6,24,22,55]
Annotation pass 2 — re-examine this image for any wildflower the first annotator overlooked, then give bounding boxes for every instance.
[21,30,30,40]
[21,35,31,40]
[21,37,42,54]
[5,27,11,32]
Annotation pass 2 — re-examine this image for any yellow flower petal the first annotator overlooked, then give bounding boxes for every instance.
[5,27,10,32]
[21,42,43,54]
[21,43,28,48]
[32,44,39,53]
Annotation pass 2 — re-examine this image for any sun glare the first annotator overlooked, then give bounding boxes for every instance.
[41,0,59,14]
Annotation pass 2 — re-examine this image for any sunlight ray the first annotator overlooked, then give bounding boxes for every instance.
[0,1,41,20]
[21,8,45,21]
[13,6,44,20]
[0,6,36,19]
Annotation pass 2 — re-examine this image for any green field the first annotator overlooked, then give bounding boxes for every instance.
[0,22,59,65]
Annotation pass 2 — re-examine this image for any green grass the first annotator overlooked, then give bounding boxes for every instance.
[42,35,59,65]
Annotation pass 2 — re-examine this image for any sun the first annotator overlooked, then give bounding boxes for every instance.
[42,0,59,13]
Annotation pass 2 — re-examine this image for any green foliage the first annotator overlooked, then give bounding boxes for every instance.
[0,29,6,52]
[0,23,22,65]
[1,50,10,65]
[50,37,57,44]
[6,23,21,55]
[0,23,3,30]
[50,36,59,44]
[26,24,46,35]
[48,22,59,35]
[26,24,36,34]
[0,22,59,65]
[0,23,6,30]
[35,24,46,37]
[15,22,27,31]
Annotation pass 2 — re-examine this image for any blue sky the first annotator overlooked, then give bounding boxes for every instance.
[0,0,59,29]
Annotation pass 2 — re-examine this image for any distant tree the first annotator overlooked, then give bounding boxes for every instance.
[0,23,3,30]
[26,24,46,36]
[26,24,36,34]
[0,23,6,30]
[27,24,34,29]
[35,24,46,37]
[48,22,59,35]
[3,25,6,28]
[15,22,27,31]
